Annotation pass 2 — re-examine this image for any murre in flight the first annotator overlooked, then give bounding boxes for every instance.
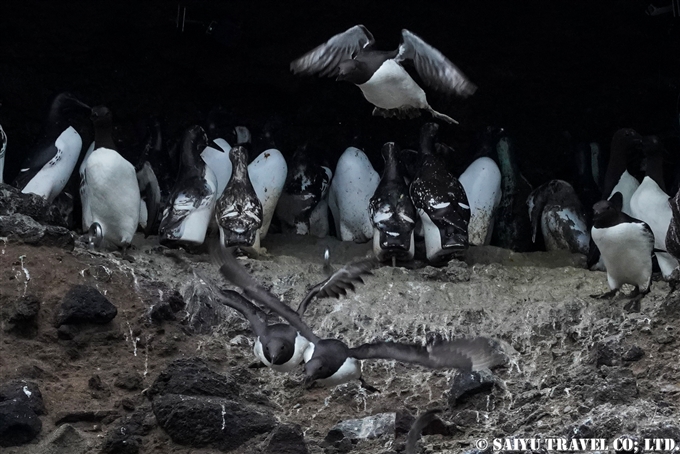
[290,25,476,124]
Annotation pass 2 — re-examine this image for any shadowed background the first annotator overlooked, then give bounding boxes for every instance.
[1,0,679,187]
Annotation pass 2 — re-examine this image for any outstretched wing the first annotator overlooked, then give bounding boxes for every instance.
[290,25,375,77]
[406,409,442,454]
[397,29,476,97]
[211,245,320,343]
[350,336,505,372]
[193,270,269,339]
[297,257,378,315]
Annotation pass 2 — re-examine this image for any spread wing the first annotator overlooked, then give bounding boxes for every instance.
[397,29,477,97]
[297,257,378,316]
[193,270,269,339]
[406,409,442,454]
[290,25,375,77]
[349,336,506,372]
[211,245,320,343]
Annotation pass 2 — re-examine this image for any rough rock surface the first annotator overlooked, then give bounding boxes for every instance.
[0,183,66,227]
[0,233,679,453]
[53,285,118,327]
[0,380,45,447]
[0,214,74,249]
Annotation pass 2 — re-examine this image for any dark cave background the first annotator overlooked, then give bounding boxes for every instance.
[1,0,680,193]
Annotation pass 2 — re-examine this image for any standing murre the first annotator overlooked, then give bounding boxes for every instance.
[629,135,678,279]
[369,142,417,264]
[409,123,470,263]
[214,247,506,388]
[79,106,141,252]
[290,25,476,124]
[328,146,380,242]
[158,125,218,247]
[591,193,654,311]
[16,92,92,203]
[276,147,333,236]
[214,145,263,249]
[526,180,590,255]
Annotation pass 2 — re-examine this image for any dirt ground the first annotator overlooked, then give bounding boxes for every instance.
[1,232,678,453]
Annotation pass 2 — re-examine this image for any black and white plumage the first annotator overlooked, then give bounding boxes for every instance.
[526,180,590,255]
[214,145,263,249]
[290,25,476,124]
[275,148,333,236]
[588,128,644,270]
[214,247,505,388]
[629,135,678,279]
[16,93,92,203]
[591,193,654,303]
[328,147,380,242]
[666,187,680,263]
[0,123,6,184]
[369,142,417,263]
[158,126,218,246]
[210,248,374,372]
[79,106,140,249]
[197,274,310,373]
[409,123,470,263]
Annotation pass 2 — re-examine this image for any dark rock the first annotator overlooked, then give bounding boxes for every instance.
[54,285,117,327]
[147,357,240,399]
[114,372,143,391]
[0,183,67,227]
[449,370,496,404]
[152,393,276,451]
[0,380,45,415]
[593,366,638,404]
[264,423,309,454]
[591,339,620,367]
[54,410,121,425]
[101,409,154,454]
[6,295,40,337]
[148,288,185,324]
[0,214,74,249]
[621,345,644,362]
[0,399,42,447]
[326,413,396,443]
[121,399,136,412]
[88,375,111,399]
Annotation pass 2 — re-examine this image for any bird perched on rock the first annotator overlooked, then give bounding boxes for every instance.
[591,193,654,311]
[526,180,590,255]
[290,25,476,124]
[630,135,678,279]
